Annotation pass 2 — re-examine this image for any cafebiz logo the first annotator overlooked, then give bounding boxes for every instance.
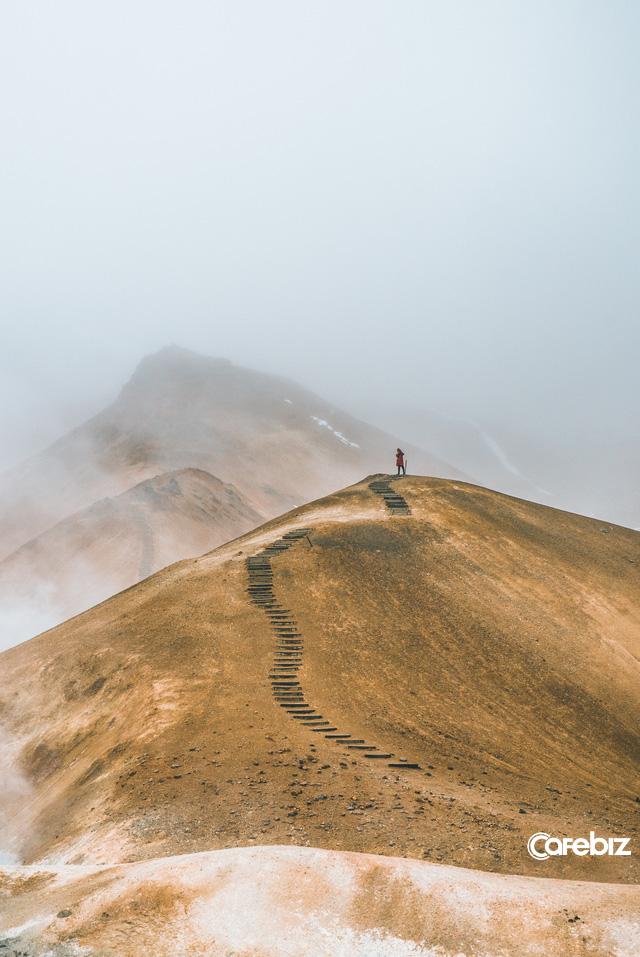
[528,832,631,860]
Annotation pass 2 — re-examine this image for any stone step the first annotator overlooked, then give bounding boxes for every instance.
[388,763,421,769]
[364,753,393,759]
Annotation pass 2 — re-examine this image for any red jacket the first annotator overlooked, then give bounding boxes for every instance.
[396,450,404,466]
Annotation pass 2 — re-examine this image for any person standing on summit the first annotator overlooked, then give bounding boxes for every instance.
[395,448,406,476]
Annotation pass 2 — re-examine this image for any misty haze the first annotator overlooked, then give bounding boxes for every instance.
[0,344,638,652]
[1,3,639,955]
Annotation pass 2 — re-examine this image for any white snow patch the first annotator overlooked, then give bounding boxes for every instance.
[311,416,360,448]
[478,429,522,477]
[284,398,292,404]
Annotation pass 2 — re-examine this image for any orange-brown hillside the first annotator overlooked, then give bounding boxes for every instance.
[1,475,639,885]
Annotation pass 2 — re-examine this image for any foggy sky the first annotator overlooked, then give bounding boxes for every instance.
[1,1,639,468]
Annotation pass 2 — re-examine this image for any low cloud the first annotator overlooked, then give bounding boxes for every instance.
[0,588,59,654]
[0,725,31,865]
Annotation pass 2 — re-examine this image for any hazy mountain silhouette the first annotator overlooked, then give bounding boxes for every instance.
[0,347,464,641]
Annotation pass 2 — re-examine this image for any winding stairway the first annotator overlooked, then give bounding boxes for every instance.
[245,478,420,773]
[368,477,411,515]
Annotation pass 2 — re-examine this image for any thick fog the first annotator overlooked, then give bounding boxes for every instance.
[1,1,638,463]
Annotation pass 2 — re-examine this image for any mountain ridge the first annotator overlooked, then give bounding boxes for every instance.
[1,475,638,885]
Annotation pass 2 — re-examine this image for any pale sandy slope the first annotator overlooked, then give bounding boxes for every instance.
[2,846,640,956]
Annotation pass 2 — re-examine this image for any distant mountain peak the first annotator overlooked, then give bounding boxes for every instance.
[130,345,232,378]
[117,347,239,408]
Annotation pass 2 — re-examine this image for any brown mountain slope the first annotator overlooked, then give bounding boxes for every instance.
[0,346,464,562]
[0,476,639,886]
[0,468,261,627]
